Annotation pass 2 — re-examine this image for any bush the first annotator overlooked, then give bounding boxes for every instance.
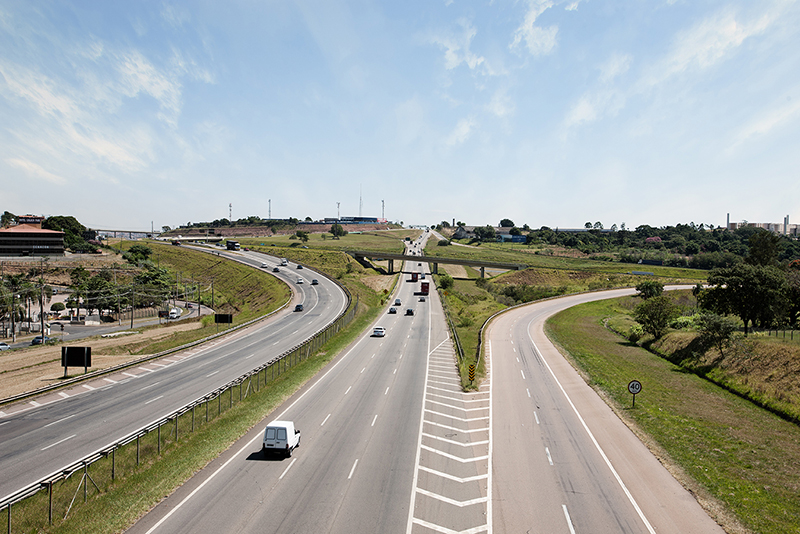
[635,280,664,299]
[439,274,454,290]
[438,239,450,246]
[628,324,644,343]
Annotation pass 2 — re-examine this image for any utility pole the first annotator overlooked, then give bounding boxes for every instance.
[337,202,340,220]
[229,203,232,222]
[268,199,271,220]
[381,200,385,220]
[130,279,135,329]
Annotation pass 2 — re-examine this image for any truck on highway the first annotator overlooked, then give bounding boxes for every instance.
[226,240,240,251]
[420,281,430,295]
[411,272,419,282]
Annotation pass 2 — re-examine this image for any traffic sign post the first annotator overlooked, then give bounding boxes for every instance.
[628,380,642,408]
[469,364,475,384]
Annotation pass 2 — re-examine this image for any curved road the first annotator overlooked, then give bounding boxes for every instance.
[0,251,347,502]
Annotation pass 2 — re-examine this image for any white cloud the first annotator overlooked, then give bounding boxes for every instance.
[598,53,632,83]
[445,117,476,146]
[430,19,485,71]
[6,158,66,184]
[487,88,515,118]
[510,0,558,56]
[114,50,183,127]
[731,97,800,149]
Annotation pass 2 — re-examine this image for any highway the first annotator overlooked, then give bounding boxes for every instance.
[0,251,347,502]
[127,258,453,534]
[128,278,725,534]
[489,289,724,533]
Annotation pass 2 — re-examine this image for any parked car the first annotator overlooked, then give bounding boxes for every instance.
[0,342,10,351]
[294,304,304,312]
[372,326,386,337]
[262,420,301,458]
[31,336,50,345]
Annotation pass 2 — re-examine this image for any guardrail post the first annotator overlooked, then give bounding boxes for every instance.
[137,436,140,465]
[157,424,161,455]
[175,416,178,441]
[192,405,195,432]
[229,386,232,409]
[112,448,115,481]
[49,480,53,524]
[7,502,11,534]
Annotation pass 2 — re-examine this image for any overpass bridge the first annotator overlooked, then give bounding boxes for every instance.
[346,250,527,277]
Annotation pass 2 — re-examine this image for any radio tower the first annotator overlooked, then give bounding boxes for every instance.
[337,202,340,220]
[229,203,232,221]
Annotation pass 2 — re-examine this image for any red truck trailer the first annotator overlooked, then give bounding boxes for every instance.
[411,272,419,282]
[420,281,430,295]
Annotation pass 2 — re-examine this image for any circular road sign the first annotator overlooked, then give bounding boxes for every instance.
[628,380,642,395]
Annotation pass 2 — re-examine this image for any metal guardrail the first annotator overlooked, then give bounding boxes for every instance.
[1,276,355,532]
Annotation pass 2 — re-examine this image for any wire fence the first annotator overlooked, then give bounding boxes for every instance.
[0,287,356,533]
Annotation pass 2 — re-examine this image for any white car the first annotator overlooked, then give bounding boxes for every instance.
[262,420,301,458]
[261,262,269,268]
[297,277,304,284]
[372,326,386,337]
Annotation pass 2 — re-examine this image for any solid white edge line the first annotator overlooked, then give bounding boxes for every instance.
[487,339,493,534]
[527,325,657,534]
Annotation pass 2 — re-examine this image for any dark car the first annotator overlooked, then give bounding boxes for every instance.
[297,264,303,269]
[31,336,50,345]
[388,307,397,314]
[294,304,304,312]
[311,279,319,285]
[273,267,280,272]
[405,308,414,316]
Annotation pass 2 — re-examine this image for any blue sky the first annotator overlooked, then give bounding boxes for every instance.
[1,0,798,231]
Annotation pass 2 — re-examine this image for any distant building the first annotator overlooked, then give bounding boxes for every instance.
[0,224,65,256]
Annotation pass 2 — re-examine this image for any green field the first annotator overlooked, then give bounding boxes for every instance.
[238,228,421,254]
[546,298,800,534]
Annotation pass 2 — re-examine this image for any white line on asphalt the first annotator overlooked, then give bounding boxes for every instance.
[348,459,358,480]
[41,434,76,451]
[59,392,69,398]
[361,367,366,374]
[321,414,331,426]
[385,387,390,395]
[273,341,279,345]
[526,388,531,398]
[245,354,254,359]
[528,329,656,534]
[140,381,161,391]
[371,414,378,427]
[520,370,525,380]
[145,395,164,405]
[534,411,539,425]
[29,401,40,407]
[279,458,296,480]
[372,353,375,359]
[122,372,137,378]
[150,362,167,367]
[393,368,397,374]
[103,378,117,384]
[138,367,155,373]
[345,386,352,395]
[44,414,76,428]
[516,357,519,362]
[513,347,516,352]
[0,421,8,426]
[206,370,219,378]
[562,505,576,534]
[545,447,553,466]
[82,384,95,391]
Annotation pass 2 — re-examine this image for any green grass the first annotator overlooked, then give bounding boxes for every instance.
[426,239,707,281]
[238,228,420,254]
[546,298,800,534]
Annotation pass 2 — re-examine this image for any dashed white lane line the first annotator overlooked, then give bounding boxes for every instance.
[82,384,95,391]
[145,395,164,405]
[361,367,366,374]
[140,381,161,391]
[348,459,359,480]
[384,387,390,395]
[563,505,577,534]
[43,414,76,428]
[520,370,525,380]
[371,414,378,427]
[526,388,531,398]
[545,447,554,466]
[206,371,219,378]
[321,414,331,426]
[58,392,69,398]
[279,458,297,480]
[534,411,540,424]
[41,434,76,451]
[103,378,117,384]
[345,386,352,395]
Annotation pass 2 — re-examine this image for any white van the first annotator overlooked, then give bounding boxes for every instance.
[168,308,181,319]
[280,258,288,266]
[262,420,301,457]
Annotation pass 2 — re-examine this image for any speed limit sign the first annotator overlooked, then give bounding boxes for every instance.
[628,380,642,407]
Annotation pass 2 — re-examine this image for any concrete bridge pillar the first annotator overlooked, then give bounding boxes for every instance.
[433,263,438,274]
[481,266,485,278]
[388,259,394,274]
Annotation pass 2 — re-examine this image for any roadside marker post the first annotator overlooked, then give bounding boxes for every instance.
[469,364,475,384]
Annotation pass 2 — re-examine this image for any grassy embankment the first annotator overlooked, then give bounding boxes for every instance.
[427,239,705,389]
[546,296,800,534]
[3,241,393,534]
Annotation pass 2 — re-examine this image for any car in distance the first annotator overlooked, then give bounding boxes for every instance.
[0,342,10,351]
[405,308,414,316]
[31,336,50,345]
[261,262,269,268]
[262,420,301,458]
[296,277,304,284]
[311,279,319,285]
[273,266,280,272]
[372,326,386,337]
[419,296,426,302]
[297,264,303,269]
[395,298,401,306]
[294,304,304,312]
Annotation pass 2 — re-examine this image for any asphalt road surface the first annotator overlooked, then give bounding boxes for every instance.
[0,251,346,502]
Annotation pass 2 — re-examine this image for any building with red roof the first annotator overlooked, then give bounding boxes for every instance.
[0,224,65,256]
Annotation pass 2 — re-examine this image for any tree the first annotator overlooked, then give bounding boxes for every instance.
[134,266,172,308]
[509,227,521,236]
[700,263,788,335]
[634,296,680,339]
[635,280,664,299]
[584,222,592,229]
[1,211,16,227]
[295,230,310,243]
[500,219,514,228]
[593,221,603,230]
[125,244,153,264]
[474,225,496,241]
[304,216,312,222]
[161,225,171,233]
[439,274,454,290]
[330,223,347,239]
[50,302,66,313]
[746,229,782,266]
[695,312,737,357]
